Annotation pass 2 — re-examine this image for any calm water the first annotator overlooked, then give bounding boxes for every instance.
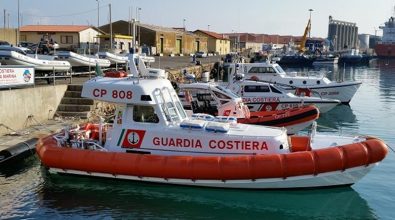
[1,60,395,220]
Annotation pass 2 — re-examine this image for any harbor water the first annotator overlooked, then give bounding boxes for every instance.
[1,60,395,219]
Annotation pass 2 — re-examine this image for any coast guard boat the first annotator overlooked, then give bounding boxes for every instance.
[36,57,388,189]
[225,79,340,113]
[178,82,319,134]
[224,62,361,103]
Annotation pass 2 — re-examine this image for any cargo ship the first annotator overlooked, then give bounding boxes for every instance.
[375,16,395,57]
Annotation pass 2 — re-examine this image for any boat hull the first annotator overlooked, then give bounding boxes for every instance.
[47,164,374,189]
[56,51,111,68]
[36,136,388,189]
[238,105,319,134]
[285,82,361,104]
[98,52,127,65]
[245,100,338,113]
[0,50,71,72]
[375,43,395,57]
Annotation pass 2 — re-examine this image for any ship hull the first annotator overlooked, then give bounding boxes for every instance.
[375,44,395,57]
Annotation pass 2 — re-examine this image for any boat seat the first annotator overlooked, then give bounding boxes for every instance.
[180,119,206,129]
[205,121,230,133]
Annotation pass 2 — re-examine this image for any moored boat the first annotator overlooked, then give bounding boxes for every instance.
[277,54,315,67]
[36,57,388,189]
[313,55,339,65]
[226,79,340,113]
[0,46,71,72]
[178,82,319,134]
[223,62,361,103]
[375,16,395,58]
[56,51,111,68]
[97,52,128,65]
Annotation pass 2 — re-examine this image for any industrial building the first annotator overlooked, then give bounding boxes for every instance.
[193,30,230,55]
[19,25,104,51]
[327,16,358,51]
[100,20,207,56]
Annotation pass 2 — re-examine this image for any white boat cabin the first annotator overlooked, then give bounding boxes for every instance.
[81,69,290,156]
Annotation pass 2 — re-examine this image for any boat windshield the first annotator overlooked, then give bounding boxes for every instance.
[274,65,286,74]
[161,101,187,122]
[215,86,239,98]
[270,84,288,93]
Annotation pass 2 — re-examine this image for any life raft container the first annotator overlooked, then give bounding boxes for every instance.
[36,135,387,181]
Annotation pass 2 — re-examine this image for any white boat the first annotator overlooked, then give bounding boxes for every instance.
[56,51,111,68]
[226,79,340,113]
[225,62,361,103]
[97,52,156,65]
[0,46,71,72]
[97,52,128,65]
[178,82,320,134]
[35,56,388,189]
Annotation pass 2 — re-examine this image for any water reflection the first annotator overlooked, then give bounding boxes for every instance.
[0,156,37,178]
[35,173,375,220]
[376,61,395,104]
[316,105,358,132]
[372,58,395,70]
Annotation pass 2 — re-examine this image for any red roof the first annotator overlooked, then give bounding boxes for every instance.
[195,30,228,40]
[20,25,91,33]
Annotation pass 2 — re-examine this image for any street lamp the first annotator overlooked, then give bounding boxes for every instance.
[308,9,313,38]
[136,7,141,21]
[208,24,210,31]
[96,0,100,28]
[136,7,141,49]
[183,18,186,30]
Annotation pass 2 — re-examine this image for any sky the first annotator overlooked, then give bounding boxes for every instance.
[1,0,394,37]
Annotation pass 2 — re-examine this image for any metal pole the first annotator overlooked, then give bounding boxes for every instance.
[132,18,135,53]
[135,7,141,51]
[109,4,112,50]
[3,9,6,29]
[17,0,20,45]
[53,66,55,86]
[138,8,141,50]
[309,9,313,38]
[7,13,9,28]
[96,0,100,28]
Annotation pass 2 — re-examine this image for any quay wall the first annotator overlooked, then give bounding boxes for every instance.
[0,85,67,136]
[166,63,213,81]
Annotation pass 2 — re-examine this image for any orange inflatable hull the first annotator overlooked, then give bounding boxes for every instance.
[36,136,387,181]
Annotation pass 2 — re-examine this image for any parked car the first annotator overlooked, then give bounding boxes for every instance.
[0,41,10,46]
[195,51,207,58]
[19,41,35,48]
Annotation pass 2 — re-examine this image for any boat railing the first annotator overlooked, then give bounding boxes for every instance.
[289,71,326,79]
[53,132,107,151]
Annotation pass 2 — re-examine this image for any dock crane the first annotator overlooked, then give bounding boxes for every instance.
[298,18,311,53]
